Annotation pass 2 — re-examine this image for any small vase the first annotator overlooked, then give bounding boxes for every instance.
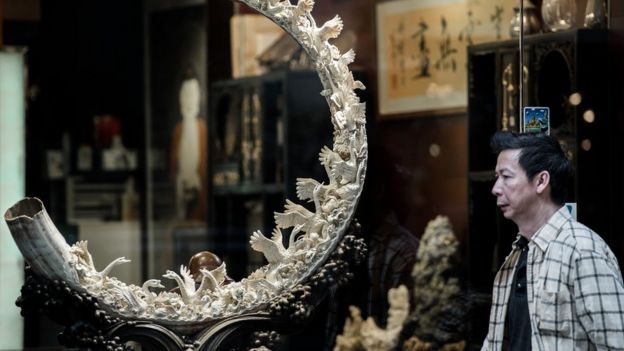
[584,0,607,29]
[510,0,542,37]
[541,0,577,32]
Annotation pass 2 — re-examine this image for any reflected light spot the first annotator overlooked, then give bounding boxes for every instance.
[569,92,582,106]
[581,139,592,151]
[429,143,441,157]
[583,110,595,123]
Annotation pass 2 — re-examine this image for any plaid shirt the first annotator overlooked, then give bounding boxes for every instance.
[482,206,624,350]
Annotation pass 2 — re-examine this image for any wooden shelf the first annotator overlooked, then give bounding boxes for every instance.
[212,183,284,196]
[208,69,339,280]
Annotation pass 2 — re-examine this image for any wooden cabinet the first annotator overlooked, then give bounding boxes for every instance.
[467,29,612,291]
[208,69,339,279]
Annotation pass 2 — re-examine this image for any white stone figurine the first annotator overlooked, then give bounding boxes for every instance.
[334,285,410,351]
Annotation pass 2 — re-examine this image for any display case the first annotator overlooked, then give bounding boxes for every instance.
[467,29,612,291]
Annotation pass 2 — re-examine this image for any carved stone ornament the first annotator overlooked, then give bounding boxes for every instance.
[5,0,367,348]
[334,285,410,351]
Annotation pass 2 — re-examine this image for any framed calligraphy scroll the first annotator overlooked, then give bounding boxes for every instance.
[376,0,515,116]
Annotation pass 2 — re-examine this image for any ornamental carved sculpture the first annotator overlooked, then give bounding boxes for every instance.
[5,0,368,349]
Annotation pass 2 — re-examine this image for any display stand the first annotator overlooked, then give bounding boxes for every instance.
[16,221,366,350]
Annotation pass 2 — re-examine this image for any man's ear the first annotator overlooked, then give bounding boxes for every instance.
[535,171,550,194]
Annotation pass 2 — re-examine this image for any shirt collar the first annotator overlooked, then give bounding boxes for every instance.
[514,235,530,249]
[512,234,529,250]
[529,206,571,252]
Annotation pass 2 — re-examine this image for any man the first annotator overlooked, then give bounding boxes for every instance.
[482,131,624,350]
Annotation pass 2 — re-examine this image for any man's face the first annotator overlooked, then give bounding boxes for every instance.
[492,149,537,223]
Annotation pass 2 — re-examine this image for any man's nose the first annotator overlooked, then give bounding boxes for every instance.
[491,178,502,196]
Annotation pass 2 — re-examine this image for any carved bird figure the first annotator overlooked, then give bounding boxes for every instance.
[99,257,131,280]
[318,15,343,42]
[141,279,164,303]
[319,146,342,185]
[332,160,365,203]
[197,262,228,293]
[340,49,355,66]
[263,0,287,16]
[296,179,338,221]
[274,195,329,240]
[250,228,289,265]
[296,178,330,203]
[111,285,147,315]
[163,266,196,304]
[336,102,366,132]
[163,263,227,305]
[70,241,95,270]
[198,268,221,295]
[293,0,314,17]
[331,147,358,185]
[163,265,204,305]
[274,200,314,231]
[70,241,130,282]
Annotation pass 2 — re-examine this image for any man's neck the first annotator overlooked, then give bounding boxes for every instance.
[517,202,560,239]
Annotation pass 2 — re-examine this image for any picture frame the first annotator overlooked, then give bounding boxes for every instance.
[523,106,550,134]
[375,0,516,117]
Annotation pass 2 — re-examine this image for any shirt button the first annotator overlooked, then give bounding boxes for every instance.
[517,283,521,288]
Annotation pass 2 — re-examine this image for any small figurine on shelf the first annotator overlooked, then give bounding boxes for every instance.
[76,144,93,171]
[584,0,607,29]
[121,177,139,221]
[102,135,137,171]
[241,91,253,183]
[170,68,208,221]
[541,0,577,32]
[334,285,410,351]
[509,0,542,37]
[251,91,263,182]
[241,88,263,184]
[93,114,121,149]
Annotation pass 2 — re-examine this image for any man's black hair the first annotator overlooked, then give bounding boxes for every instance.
[490,131,571,205]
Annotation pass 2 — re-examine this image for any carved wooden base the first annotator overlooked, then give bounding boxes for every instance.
[16,221,366,350]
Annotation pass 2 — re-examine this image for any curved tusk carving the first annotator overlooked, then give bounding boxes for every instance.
[5,197,81,288]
